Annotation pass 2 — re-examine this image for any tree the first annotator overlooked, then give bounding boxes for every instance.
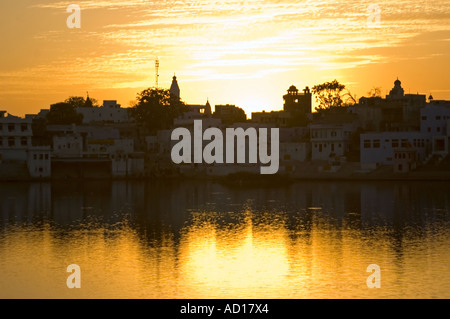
[367,87,382,98]
[131,87,188,134]
[65,96,99,108]
[46,102,83,125]
[311,79,346,111]
[31,117,51,146]
[342,89,357,106]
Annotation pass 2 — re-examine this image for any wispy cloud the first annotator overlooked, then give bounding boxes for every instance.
[1,0,449,114]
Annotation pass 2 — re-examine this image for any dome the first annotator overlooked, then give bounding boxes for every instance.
[289,85,297,91]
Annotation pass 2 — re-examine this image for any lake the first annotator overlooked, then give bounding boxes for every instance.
[0,180,449,299]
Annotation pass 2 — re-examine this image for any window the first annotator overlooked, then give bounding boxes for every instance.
[33,154,37,160]
[436,116,441,120]
[392,139,399,148]
[8,124,15,132]
[331,144,335,152]
[39,154,43,160]
[373,139,381,148]
[428,127,431,132]
[21,124,28,132]
[401,139,408,147]
[437,127,441,132]
[421,116,427,121]
[21,137,27,146]
[363,140,371,148]
[0,138,2,146]
[8,137,15,147]
[0,124,3,131]
[331,131,337,137]
[45,154,49,160]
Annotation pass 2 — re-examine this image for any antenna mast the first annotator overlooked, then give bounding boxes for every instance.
[155,58,160,88]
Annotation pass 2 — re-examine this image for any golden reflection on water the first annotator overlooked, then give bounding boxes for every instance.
[1,209,449,299]
[178,211,290,298]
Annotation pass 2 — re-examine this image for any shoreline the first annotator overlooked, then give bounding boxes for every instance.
[1,170,450,183]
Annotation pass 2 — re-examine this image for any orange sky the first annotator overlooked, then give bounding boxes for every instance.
[0,0,449,117]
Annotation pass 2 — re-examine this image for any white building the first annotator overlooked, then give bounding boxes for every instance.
[0,111,51,178]
[280,142,310,162]
[420,100,450,156]
[310,123,353,161]
[87,138,134,156]
[53,134,83,158]
[0,111,32,162]
[27,147,51,178]
[76,100,129,124]
[174,112,221,129]
[360,132,430,169]
[420,100,450,136]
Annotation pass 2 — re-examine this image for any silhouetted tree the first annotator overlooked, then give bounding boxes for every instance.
[367,87,382,98]
[312,80,346,111]
[213,105,247,125]
[46,102,83,125]
[131,87,187,134]
[343,89,357,106]
[65,96,99,108]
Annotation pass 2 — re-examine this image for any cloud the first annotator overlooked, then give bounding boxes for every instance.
[2,0,449,112]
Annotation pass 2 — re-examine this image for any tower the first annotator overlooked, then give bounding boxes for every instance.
[387,77,404,99]
[155,58,160,88]
[170,74,180,100]
[283,85,311,114]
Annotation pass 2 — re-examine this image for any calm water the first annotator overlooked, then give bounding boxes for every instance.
[0,180,449,299]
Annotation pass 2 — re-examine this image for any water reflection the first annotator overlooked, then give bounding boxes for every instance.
[0,181,449,298]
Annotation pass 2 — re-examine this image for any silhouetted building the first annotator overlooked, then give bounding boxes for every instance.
[213,104,247,124]
[170,74,180,100]
[172,96,222,129]
[252,85,312,127]
[357,78,426,131]
[283,85,312,114]
[251,110,291,127]
[76,100,129,124]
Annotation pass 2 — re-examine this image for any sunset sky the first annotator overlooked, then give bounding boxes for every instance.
[1,0,450,117]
